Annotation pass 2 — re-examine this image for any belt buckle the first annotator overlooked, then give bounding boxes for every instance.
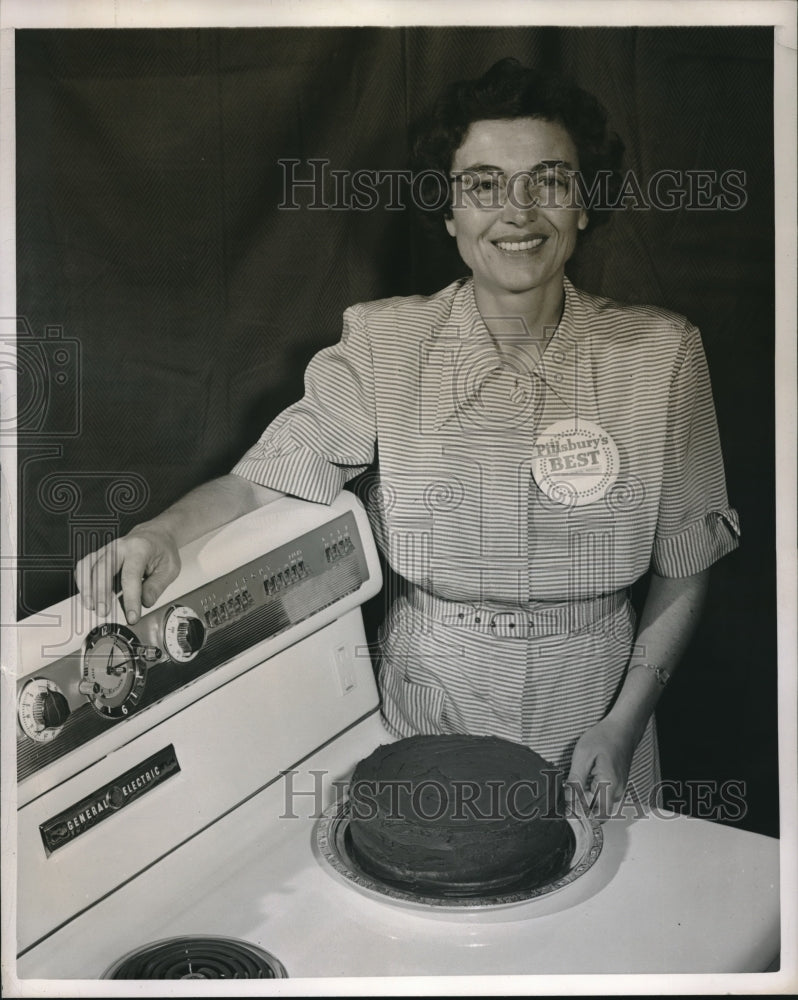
[489,611,530,638]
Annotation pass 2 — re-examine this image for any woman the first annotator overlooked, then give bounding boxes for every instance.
[76,59,739,814]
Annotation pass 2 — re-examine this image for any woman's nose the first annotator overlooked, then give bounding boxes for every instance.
[501,176,539,222]
[501,196,538,224]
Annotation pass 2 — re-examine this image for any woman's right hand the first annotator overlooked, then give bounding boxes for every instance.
[74,474,284,625]
[75,524,181,625]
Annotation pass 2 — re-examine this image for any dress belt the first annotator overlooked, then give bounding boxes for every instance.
[407,584,628,638]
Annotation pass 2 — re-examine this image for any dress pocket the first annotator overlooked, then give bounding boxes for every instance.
[378,659,446,737]
[400,677,446,734]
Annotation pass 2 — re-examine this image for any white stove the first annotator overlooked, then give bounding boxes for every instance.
[9,491,783,991]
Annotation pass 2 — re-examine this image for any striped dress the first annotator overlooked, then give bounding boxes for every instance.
[233,276,740,807]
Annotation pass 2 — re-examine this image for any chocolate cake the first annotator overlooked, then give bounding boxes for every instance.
[347,734,574,896]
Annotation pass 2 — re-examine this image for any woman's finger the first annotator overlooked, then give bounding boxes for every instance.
[74,548,102,609]
[87,542,120,616]
[140,558,179,610]
[590,754,629,818]
[566,741,598,801]
[119,540,152,624]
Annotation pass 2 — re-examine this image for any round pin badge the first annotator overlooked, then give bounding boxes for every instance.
[530,418,619,507]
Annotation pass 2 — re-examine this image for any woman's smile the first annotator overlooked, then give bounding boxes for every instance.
[492,234,548,260]
[491,234,549,254]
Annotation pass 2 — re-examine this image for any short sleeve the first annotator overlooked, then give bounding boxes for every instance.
[651,322,740,577]
[231,305,376,504]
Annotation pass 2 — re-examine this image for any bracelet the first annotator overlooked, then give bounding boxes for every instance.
[629,662,670,687]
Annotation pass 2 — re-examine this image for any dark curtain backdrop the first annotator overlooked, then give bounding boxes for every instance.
[15,27,776,835]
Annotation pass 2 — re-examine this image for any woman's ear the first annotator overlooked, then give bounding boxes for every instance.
[445,215,457,238]
[578,208,589,231]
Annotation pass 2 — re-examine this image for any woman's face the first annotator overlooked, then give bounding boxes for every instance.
[445,117,588,301]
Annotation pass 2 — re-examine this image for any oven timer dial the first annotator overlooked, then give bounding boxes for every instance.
[18,678,71,743]
[163,605,206,662]
[79,622,155,719]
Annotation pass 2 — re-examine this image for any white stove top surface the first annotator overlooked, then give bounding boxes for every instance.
[15,713,781,988]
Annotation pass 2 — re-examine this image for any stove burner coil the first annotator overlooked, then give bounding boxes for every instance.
[104,936,287,979]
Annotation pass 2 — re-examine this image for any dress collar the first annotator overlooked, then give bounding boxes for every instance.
[426,276,584,430]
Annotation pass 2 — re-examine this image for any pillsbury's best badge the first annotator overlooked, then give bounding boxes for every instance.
[531,419,619,507]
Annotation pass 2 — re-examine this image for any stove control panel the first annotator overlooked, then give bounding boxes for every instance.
[17,508,372,781]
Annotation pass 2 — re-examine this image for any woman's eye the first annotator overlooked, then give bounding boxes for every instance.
[538,172,566,188]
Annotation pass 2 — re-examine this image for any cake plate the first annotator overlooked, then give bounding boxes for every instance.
[314,797,603,911]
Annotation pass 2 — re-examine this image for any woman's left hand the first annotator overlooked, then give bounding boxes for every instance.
[566,716,638,820]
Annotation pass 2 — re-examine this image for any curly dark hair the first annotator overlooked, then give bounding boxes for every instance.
[410,58,625,230]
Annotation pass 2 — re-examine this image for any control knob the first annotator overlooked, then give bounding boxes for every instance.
[18,679,71,743]
[163,605,206,662]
